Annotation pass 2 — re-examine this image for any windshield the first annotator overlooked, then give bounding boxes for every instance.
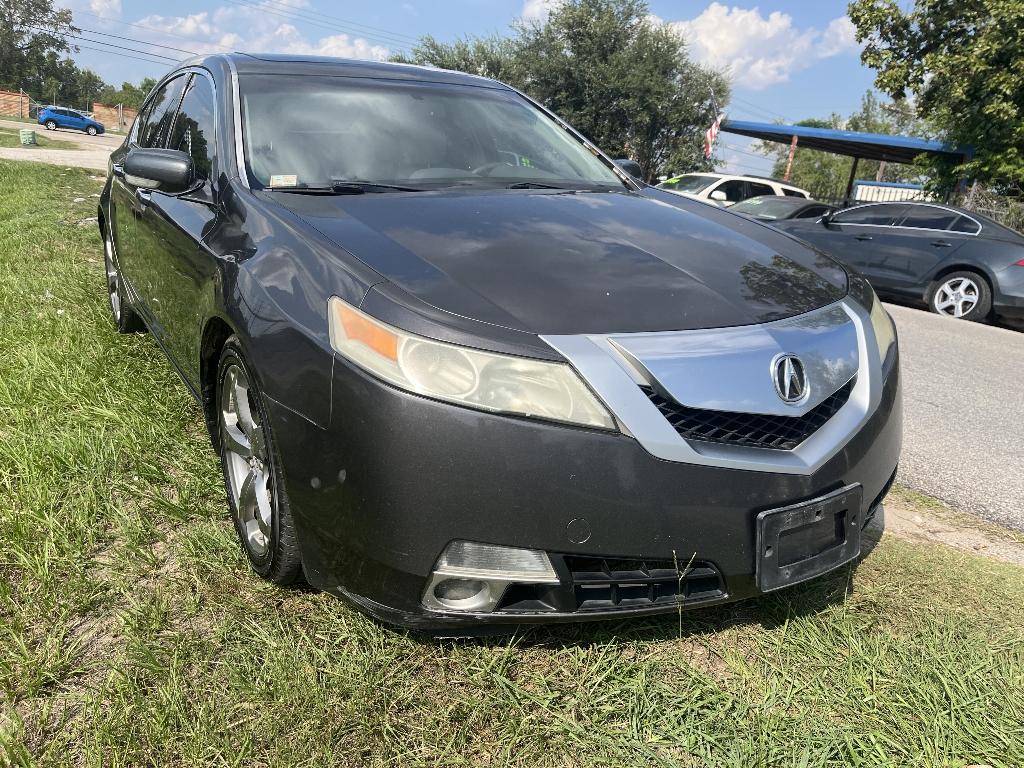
[730,196,802,220]
[239,75,625,190]
[658,174,716,194]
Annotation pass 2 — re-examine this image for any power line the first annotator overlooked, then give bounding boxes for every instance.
[220,0,412,50]
[76,27,198,56]
[253,0,421,45]
[68,42,176,67]
[71,9,220,50]
[74,35,182,63]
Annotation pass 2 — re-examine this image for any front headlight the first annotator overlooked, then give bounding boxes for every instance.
[869,293,896,363]
[328,297,616,430]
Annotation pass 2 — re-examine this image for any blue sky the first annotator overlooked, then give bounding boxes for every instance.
[59,0,879,176]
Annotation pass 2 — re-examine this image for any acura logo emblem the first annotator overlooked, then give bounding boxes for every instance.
[773,355,808,404]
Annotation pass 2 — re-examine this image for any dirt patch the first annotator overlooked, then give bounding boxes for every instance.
[884,485,1024,567]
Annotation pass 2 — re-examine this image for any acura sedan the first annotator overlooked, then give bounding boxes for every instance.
[100,54,901,632]
[774,202,1024,322]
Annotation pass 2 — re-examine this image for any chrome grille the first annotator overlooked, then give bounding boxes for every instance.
[645,378,855,451]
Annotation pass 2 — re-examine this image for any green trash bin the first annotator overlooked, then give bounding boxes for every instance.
[19,129,37,146]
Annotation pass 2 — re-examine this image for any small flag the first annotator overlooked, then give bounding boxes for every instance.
[704,113,725,159]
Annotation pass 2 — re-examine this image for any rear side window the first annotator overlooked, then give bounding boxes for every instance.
[950,215,981,235]
[783,188,806,197]
[797,205,828,219]
[168,74,218,181]
[714,179,747,203]
[747,181,774,198]
[137,75,188,149]
[897,206,959,231]
[833,204,909,226]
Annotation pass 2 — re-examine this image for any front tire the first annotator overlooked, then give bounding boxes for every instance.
[86,125,98,136]
[44,120,56,131]
[927,271,992,321]
[104,227,145,333]
[217,337,303,584]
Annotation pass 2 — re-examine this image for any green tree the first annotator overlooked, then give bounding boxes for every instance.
[849,0,1024,189]
[0,0,77,92]
[395,0,728,181]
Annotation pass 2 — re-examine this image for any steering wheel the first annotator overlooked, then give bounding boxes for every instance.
[472,161,517,177]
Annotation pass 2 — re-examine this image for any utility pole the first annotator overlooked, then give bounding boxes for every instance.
[783,135,798,182]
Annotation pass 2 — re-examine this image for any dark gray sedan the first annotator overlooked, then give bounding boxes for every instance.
[774,202,1024,322]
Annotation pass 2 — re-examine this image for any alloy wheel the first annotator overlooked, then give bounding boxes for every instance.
[220,363,274,559]
[933,276,980,318]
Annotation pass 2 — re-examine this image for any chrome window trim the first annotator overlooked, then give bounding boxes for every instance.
[542,298,888,476]
[224,55,250,189]
[832,201,981,236]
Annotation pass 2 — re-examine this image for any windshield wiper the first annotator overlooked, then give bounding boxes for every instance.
[505,181,575,190]
[267,181,425,195]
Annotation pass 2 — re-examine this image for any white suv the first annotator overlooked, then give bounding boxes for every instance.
[657,173,810,207]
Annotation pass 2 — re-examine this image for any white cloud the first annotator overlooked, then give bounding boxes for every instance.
[88,0,121,19]
[667,4,860,90]
[520,0,562,22]
[135,2,389,61]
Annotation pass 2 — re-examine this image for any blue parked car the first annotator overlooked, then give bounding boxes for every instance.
[37,106,105,136]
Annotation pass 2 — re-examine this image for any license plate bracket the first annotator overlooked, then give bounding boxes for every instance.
[756,484,863,592]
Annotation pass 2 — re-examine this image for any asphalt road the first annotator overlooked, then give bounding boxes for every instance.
[888,302,1024,531]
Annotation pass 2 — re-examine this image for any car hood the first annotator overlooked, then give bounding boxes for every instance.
[275,189,847,335]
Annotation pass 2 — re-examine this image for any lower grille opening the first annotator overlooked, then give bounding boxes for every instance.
[496,556,725,613]
[645,378,855,451]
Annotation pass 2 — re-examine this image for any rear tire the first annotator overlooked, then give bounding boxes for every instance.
[44,120,56,131]
[217,337,303,585]
[86,125,97,136]
[927,271,992,321]
[103,227,145,333]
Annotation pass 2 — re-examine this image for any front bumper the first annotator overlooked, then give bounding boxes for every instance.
[266,344,902,632]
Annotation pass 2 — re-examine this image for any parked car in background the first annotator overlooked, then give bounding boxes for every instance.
[37,106,105,136]
[730,195,836,222]
[774,202,1024,322]
[101,53,900,632]
[657,172,810,207]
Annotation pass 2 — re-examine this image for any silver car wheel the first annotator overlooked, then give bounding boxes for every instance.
[220,364,274,558]
[104,231,121,322]
[933,276,980,318]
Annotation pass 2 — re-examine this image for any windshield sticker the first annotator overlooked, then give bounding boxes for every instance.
[269,174,298,188]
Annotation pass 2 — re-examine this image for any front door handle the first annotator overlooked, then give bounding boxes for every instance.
[855,234,873,241]
[931,239,953,248]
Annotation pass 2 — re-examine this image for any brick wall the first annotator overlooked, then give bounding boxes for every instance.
[92,103,138,133]
[0,90,29,119]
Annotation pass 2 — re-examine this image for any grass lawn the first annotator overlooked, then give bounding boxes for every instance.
[0,128,80,151]
[1,159,1023,767]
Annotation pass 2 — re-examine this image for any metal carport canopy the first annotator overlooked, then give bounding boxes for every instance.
[720,119,970,164]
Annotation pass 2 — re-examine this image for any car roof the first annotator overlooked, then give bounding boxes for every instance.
[181,53,506,90]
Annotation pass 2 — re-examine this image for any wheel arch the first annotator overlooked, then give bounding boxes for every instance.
[200,315,240,449]
[924,262,995,300]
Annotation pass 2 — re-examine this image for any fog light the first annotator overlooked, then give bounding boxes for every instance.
[422,541,560,613]
[432,578,491,610]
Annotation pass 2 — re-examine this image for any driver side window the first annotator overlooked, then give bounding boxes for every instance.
[137,75,188,149]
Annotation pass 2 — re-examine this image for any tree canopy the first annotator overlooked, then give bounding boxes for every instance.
[394,0,729,181]
[0,0,152,110]
[849,0,1024,190]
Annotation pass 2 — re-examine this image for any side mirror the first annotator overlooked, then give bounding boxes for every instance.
[613,158,644,181]
[821,209,836,226]
[124,148,195,194]
[709,190,728,203]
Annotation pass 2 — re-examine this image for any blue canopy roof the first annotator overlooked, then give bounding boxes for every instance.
[721,119,969,165]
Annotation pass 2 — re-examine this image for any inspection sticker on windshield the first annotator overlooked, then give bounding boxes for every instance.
[269,174,298,187]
